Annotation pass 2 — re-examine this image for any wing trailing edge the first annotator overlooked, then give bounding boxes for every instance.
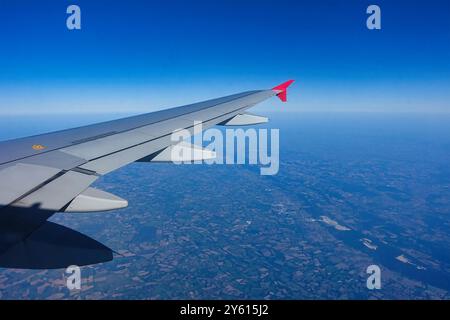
[219,113,269,126]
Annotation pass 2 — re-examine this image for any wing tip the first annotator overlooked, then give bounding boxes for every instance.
[272,80,295,102]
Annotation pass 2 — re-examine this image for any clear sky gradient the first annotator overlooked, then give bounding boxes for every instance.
[0,0,449,114]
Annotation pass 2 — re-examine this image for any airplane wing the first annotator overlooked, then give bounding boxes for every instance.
[0,80,294,268]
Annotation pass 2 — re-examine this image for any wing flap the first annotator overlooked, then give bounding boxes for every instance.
[13,170,98,211]
[0,164,62,207]
[148,142,216,162]
[79,135,173,175]
[219,113,269,126]
[61,129,153,161]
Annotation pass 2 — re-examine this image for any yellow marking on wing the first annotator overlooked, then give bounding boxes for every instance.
[32,144,46,150]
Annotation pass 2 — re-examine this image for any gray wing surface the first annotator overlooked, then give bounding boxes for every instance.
[0,81,294,268]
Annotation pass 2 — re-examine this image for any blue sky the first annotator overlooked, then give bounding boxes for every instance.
[0,0,449,114]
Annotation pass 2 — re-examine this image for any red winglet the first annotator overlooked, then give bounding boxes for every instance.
[272,80,295,102]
